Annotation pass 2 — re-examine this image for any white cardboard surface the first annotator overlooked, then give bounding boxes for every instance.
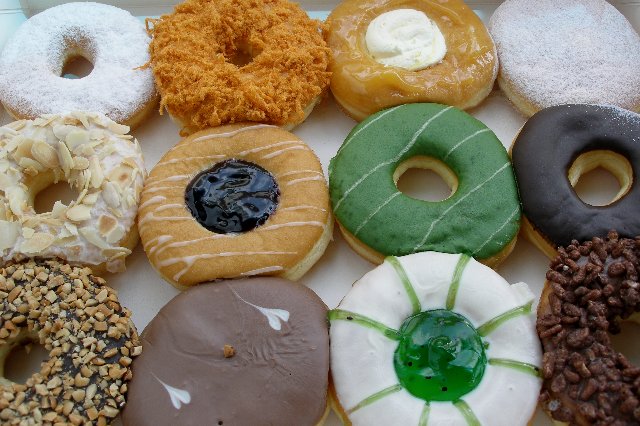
[0,1,638,425]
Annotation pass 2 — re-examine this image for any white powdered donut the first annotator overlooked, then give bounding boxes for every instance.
[0,2,156,127]
[489,0,640,117]
[330,252,542,426]
[0,111,145,273]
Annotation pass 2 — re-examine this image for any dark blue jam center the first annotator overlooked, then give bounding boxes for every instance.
[185,159,279,234]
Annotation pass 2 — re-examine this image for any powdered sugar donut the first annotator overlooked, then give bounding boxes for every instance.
[0,112,145,273]
[489,0,640,117]
[0,2,157,128]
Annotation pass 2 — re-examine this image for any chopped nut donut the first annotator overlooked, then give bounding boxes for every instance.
[0,259,141,425]
[537,231,640,425]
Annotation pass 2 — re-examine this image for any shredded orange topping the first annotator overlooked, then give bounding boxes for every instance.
[148,0,331,133]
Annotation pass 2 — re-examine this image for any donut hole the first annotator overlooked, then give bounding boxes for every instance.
[34,180,78,214]
[393,156,458,202]
[61,55,94,79]
[227,40,260,67]
[0,333,48,386]
[568,150,632,207]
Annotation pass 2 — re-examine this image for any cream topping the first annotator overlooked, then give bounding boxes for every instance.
[365,9,446,71]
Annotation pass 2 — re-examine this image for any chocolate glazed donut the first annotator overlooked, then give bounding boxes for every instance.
[512,104,640,255]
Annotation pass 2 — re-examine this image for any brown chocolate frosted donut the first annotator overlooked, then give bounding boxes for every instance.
[537,231,640,425]
[122,278,329,426]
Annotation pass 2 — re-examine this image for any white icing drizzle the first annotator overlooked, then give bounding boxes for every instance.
[259,221,326,232]
[155,154,226,168]
[138,204,186,227]
[334,106,454,211]
[353,192,401,236]
[237,140,301,157]
[240,265,285,276]
[145,175,190,186]
[279,205,327,213]
[230,288,290,331]
[191,124,276,142]
[443,129,491,161]
[472,207,520,256]
[147,235,174,255]
[144,186,185,194]
[154,375,191,410]
[337,106,402,156]
[412,162,510,251]
[139,195,167,210]
[261,146,308,160]
[153,234,233,257]
[277,170,324,178]
[286,176,325,186]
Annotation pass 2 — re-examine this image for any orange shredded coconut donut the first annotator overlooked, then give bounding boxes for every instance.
[147,0,331,134]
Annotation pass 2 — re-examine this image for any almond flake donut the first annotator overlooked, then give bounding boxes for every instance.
[138,123,332,288]
[0,112,145,273]
[330,252,542,426]
[0,2,157,128]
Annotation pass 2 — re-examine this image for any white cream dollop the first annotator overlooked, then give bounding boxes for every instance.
[365,9,447,71]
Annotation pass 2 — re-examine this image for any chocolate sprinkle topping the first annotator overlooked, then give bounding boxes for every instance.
[537,231,640,425]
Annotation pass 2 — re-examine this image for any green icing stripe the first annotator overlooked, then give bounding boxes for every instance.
[328,309,400,341]
[453,400,481,426]
[446,254,471,310]
[418,402,430,426]
[386,256,421,314]
[489,358,541,378]
[347,384,403,414]
[477,301,533,336]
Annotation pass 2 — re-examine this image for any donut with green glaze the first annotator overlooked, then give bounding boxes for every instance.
[329,251,542,426]
[328,103,520,267]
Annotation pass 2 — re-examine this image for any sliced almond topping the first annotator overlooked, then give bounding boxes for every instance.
[21,227,34,239]
[107,121,130,135]
[57,141,73,177]
[13,137,34,162]
[66,129,90,152]
[51,201,67,218]
[102,182,120,208]
[72,156,89,170]
[30,141,59,168]
[0,221,20,250]
[64,222,78,236]
[83,192,99,205]
[66,205,92,222]
[105,224,125,244]
[18,157,43,173]
[102,247,131,260]
[21,233,54,253]
[98,215,117,237]
[79,227,110,249]
[89,157,104,189]
[71,111,91,129]
[108,165,134,189]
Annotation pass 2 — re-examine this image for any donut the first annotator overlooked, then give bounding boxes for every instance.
[489,0,640,117]
[122,278,329,425]
[0,259,141,425]
[329,103,520,267]
[537,231,640,424]
[138,123,332,288]
[325,0,498,121]
[0,112,145,274]
[330,251,542,425]
[0,2,157,128]
[511,104,640,259]
[147,0,331,134]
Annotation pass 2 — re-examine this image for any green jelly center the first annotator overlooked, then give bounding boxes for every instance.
[393,309,486,402]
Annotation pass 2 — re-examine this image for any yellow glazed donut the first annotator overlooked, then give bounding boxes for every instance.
[326,0,498,121]
[0,112,145,274]
[138,123,333,289]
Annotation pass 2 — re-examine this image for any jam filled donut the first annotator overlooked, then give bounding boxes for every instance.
[0,259,141,425]
[138,123,332,288]
[0,2,157,128]
[122,278,329,426]
[0,112,145,274]
[326,0,497,121]
[330,252,542,425]
[489,0,640,117]
[147,0,331,134]
[511,104,640,258]
[329,103,520,267]
[537,231,640,424]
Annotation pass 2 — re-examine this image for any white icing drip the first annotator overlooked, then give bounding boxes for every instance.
[278,205,327,213]
[154,375,191,410]
[412,163,510,251]
[158,251,297,282]
[147,235,174,255]
[138,204,186,227]
[155,155,226,168]
[277,170,324,178]
[443,129,491,161]
[261,146,308,160]
[337,106,402,156]
[191,124,276,142]
[145,175,190,186]
[353,192,401,236]
[286,176,325,186]
[240,265,285,276]
[472,207,520,256]
[139,196,167,210]
[237,140,301,156]
[153,234,233,257]
[0,3,155,123]
[230,288,290,330]
[334,106,453,211]
[259,221,325,232]
[144,186,184,194]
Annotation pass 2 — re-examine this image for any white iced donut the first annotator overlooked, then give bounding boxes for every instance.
[0,2,157,128]
[0,111,145,273]
[329,252,542,425]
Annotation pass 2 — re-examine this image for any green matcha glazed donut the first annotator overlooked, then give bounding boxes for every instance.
[329,103,520,267]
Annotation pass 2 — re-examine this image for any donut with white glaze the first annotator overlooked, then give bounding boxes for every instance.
[0,112,145,274]
[330,251,542,426]
[122,278,329,426]
[0,2,157,128]
[138,123,332,288]
[489,0,640,117]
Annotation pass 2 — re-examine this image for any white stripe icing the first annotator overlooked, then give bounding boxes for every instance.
[192,124,276,142]
[443,128,491,160]
[353,192,401,236]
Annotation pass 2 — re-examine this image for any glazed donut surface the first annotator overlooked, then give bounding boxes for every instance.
[330,252,541,426]
[326,0,498,121]
[0,112,145,273]
[0,2,157,128]
[139,123,332,288]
